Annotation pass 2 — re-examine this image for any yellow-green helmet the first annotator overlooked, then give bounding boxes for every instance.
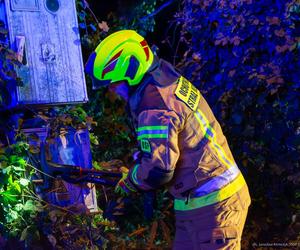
[85,30,154,88]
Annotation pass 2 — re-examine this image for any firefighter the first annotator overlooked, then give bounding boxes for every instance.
[85,30,251,250]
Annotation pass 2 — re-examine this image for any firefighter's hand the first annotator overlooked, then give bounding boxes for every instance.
[115,167,137,196]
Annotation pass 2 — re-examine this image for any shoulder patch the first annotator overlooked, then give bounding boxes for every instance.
[175,76,200,111]
[140,139,152,153]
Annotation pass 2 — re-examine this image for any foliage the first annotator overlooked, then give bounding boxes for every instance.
[99,190,174,249]
[0,19,23,109]
[3,0,299,248]
[111,0,162,36]
[84,89,136,162]
[0,20,19,84]
[176,0,300,247]
[38,208,112,249]
[0,107,119,249]
[76,0,164,50]
[1,5,43,247]
[0,141,44,246]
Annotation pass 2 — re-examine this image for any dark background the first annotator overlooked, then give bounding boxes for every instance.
[89,0,182,62]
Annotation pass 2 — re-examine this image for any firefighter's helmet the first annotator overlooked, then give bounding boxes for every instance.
[85,30,154,88]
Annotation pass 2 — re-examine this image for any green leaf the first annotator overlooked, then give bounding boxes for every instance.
[3,165,12,175]
[13,166,26,172]
[8,174,13,184]
[13,181,21,193]
[20,226,29,241]
[24,200,35,211]
[17,158,26,167]
[15,203,24,211]
[34,202,44,212]
[92,161,101,170]
[6,209,19,223]
[19,178,30,186]
[90,133,99,145]
[9,155,18,163]
[1,190,18,202]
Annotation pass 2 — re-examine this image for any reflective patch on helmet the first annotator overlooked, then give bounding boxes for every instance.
[140,39,150,61]
[143,47,150,61]
[105,49,123,67]
[140,139,151,153]
[102,59,117,78]
[140,40,148,47]
[102,49,123,78]
[125,56,140,80]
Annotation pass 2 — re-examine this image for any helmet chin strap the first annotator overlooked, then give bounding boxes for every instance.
[148,55,160,73]
[109,82,130,102]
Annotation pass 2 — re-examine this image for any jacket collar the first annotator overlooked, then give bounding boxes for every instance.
[148,57,180,87]
[128,57,180,121]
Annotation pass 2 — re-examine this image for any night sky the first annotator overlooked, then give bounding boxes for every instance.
[89,0,182,61]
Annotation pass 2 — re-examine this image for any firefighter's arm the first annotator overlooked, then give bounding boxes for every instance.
[125,109,182,192]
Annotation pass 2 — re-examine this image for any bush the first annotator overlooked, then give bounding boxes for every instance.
[176,0,300,247]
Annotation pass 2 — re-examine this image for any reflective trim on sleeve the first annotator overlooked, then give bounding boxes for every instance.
[131,164,141,186]
[193,164,240,197]
[137,133,168,140]
[123,179,137,193]
[174,173,246,211]
[136,125,168,132]
[173,85,245,212]
[137,126,168,140]
[194,109,233,169]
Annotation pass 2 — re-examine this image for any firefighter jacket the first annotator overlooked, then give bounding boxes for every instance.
[126,58,251,216]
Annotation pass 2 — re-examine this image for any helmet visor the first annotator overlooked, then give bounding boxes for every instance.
[85,52,111,89]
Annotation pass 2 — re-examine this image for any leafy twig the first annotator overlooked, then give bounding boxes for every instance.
[141,0,175,21]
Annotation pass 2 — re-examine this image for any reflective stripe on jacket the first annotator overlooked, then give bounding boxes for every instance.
[127,58,251,212]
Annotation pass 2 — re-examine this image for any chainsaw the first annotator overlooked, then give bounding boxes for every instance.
[32,142,122,190]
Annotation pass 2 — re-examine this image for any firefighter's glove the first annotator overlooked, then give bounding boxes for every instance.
[115,167,137,196]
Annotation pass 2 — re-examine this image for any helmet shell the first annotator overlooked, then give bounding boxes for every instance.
[86,30,154,87]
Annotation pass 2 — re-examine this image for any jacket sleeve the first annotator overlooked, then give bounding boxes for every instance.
[126,109,182,191]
